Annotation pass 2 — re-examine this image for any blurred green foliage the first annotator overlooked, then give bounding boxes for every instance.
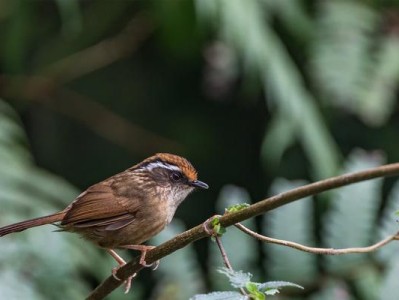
[1,0,399,299]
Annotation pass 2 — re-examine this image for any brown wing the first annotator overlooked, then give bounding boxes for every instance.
[61,181,140,231]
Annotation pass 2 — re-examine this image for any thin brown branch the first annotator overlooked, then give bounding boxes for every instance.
[215,236,234,269]
[214,236,247,295]
[86,162,399,299]
[235,223,399,255]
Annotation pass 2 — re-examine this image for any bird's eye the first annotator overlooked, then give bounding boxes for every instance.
[170,171,183,182]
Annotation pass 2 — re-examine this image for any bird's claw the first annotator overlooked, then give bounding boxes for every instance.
[112,265,136,293]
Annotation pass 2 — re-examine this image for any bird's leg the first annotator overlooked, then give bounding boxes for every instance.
[120,244,159,270]
[106,249,136,293]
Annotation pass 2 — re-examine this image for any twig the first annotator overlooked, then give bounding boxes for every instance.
[234,223,399,255]
[214,236,247,296]
[215,236,234,269]
[86,162,399,299]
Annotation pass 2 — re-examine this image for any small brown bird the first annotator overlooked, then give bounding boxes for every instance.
[0,153,208,292]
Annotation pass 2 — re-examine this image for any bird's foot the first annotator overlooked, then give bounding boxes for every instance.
[107,249,136,293]
[111,265,136,294]
[121,244,160,269]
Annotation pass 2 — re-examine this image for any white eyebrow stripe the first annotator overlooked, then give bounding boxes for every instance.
[144,161,181,172]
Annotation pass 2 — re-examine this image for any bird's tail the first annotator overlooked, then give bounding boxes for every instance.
[0,211,66,237]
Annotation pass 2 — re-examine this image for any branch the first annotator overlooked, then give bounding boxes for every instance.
[86,162,399,299]
[214,236,247,296]
[234,223,399,255]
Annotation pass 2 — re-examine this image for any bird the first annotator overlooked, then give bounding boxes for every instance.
[0,153,208,293]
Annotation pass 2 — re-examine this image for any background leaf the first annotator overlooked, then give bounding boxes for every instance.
[323,150,384,273]
[264,178,317,285]
[378,256,399,300]
[375,180,399,263]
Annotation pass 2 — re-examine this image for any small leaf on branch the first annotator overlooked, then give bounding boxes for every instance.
[210,217,226,238]
[257,281,304,293]
[245,282,265,300]
[217,267,252,288]
[225,203,250,213]
[190,291,246,300]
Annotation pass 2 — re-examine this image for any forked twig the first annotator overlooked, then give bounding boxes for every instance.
[214,235,247,296]
[234,223,399,255]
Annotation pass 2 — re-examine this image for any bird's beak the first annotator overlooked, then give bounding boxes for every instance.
[190,180,209,189]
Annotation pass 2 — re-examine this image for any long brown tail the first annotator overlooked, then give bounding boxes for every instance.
[0,211,66,237]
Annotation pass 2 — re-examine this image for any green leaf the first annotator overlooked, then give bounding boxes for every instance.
[310,1,399,126]
[190,291,246,300]
[218,267,252,289]
[262,0,313,41]
[226,203,250,213]
[257,281,304,291]
[246,282,265,300]
[245,282,258,293]
[358,37,399,125]
[310,1,377,106]
[210,216,226,237]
